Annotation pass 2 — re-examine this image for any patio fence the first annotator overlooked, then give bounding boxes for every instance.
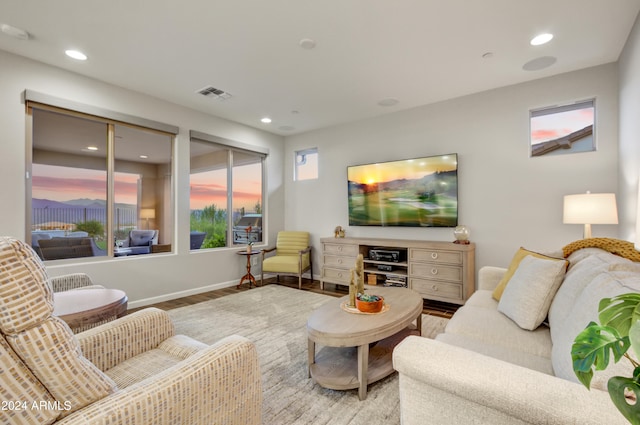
[32,207,138,233]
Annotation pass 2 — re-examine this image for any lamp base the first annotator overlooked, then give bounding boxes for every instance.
[583,223,592,239]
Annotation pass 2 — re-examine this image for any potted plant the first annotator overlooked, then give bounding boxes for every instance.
[572,293,640,424]
[356,293,384,313]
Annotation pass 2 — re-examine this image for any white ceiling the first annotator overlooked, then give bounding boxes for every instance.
[2,0,639,136]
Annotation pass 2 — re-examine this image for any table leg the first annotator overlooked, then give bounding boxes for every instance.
[357,344,369,400]
[417,313,422,336]
[308,339,315,379]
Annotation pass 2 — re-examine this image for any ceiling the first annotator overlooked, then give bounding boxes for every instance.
[2,0,640,136]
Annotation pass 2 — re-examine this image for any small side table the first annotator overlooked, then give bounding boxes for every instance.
[54,288,128,333]
[237,249,261,289]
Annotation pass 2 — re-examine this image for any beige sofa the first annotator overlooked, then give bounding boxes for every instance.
[394,244,640,424]
[0,237,262,425]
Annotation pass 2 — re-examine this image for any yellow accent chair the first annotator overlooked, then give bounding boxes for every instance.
[261,231,313,289]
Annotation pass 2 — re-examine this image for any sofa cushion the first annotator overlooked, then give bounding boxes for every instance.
[551,267,640,391]
[548,249,629,341]
[443,301,552,359]
[0,335,60,424]
[498,255,568,330]
[492,247,565,301]
[435,332,554,375]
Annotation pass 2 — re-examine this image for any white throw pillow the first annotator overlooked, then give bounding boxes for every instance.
[498,255,568,331]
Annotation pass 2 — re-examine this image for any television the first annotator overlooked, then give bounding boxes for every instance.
[347,153,458,227]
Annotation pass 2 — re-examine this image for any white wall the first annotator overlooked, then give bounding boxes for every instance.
[0,50,285,307]
[284,63,620,271]
[619,13,640,242]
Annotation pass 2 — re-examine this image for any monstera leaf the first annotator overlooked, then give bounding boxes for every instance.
[572,322,630,388]
[599,293,640,338]
[572,293,640,424]
[608,368,640,425]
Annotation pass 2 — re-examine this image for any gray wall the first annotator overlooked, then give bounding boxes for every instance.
[284,63,621,271]
[619,13,640,243]
[0,50,285,308]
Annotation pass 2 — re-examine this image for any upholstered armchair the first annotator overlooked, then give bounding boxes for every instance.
[0,237,262,424]
[261,231,312,290]
[121,229,158,255]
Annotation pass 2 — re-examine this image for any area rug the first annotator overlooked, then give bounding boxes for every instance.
[167,285,448,425]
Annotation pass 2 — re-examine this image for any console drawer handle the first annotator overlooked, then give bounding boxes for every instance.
[431,285,438,291]
[338,246,343,252]
[337,259,343,264]
[337,272,343,278]
[431,268,438,275]
[431,252,438,259]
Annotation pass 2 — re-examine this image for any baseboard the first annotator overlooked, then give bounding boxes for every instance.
[127,279,238,309]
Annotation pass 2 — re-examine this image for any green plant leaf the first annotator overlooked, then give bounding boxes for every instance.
[631,320,640,362]
[608,373,640,425]
[572,322,630,389]
[599,293,640,337]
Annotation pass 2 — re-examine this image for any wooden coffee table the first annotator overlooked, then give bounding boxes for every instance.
[53,288,128,332]
[307,286,422,400]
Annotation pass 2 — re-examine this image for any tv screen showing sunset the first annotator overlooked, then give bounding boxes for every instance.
[347,154,458,227]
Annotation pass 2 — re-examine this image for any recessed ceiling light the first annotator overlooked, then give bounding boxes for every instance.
[261,117,272,124]
[299,38,316,50]
[378,98,399,107]
[530,33,554,46]
[65,49,87,60]
[86,146,98,151]
[139,155,148,159]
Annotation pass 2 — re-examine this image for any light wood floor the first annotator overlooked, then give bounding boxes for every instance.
[129,277,459,318]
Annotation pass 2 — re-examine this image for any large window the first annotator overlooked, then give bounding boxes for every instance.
[27,102,175,260]
[189,132,266,249]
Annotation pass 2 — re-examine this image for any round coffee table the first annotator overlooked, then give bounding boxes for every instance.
[53,288,128,332]
[307,286,422,400]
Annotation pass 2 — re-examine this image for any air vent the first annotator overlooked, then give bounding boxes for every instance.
[196,85,232,100]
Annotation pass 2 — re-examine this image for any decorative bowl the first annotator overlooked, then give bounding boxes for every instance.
[356,295,384,313]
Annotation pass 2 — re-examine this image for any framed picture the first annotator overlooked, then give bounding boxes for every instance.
[530,99,595,157]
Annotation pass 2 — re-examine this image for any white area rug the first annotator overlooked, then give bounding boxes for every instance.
[168,285,448,425]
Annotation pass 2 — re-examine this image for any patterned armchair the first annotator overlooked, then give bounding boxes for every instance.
[0,237,262,424]
[261,231,313,289]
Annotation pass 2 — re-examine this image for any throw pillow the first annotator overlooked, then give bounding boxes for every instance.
[492,247,566,301]
[498,255,568,330]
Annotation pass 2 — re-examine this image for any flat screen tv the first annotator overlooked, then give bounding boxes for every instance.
[347,153,458,227]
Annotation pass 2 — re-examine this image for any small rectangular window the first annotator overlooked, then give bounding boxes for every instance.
[294,148,318,181]
[530,99,595,157]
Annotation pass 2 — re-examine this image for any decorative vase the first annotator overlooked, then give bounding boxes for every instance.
[453,225,470,244]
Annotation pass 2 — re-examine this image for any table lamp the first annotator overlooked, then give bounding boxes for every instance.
[563,191,618,238]
[140,208,155,230]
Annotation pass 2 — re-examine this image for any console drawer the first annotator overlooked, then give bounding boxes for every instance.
[322,267,353,284]
[409,249,462,265]
[409,263,462,282]
[411,278,462,301]
[323,255,355,268]
[323,242,359,257]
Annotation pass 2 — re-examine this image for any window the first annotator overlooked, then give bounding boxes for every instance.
[294,148,318,181]
[530,99,595,157]
[189,132,266,249]
[27,101,175,260]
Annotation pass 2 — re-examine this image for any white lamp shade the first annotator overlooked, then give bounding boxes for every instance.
[563,193,618,225]
[140,208,156,220]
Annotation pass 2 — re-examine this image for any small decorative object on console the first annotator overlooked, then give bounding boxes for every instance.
[453,225,470,244]
[356,293,384,313]
[334,225,345,238]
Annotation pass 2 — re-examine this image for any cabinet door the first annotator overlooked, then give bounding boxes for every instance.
[409,248,463,265]
[410,278,463,302]
[323,242,360,257]
[409,263,463,283]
